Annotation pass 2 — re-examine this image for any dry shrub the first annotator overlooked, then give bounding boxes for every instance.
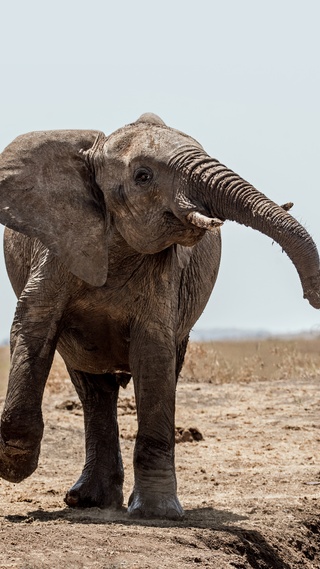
[181,337,320,384]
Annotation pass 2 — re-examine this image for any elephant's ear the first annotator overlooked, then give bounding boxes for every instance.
[0,129,108,286]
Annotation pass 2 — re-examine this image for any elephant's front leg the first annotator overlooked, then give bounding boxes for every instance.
[128,328,183,520]
[0,280,64,483]
[64,370,124,509]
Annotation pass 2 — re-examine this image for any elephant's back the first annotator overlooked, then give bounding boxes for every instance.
[3,228,33,298]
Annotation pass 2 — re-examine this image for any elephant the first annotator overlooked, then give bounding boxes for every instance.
[0,112,319,520]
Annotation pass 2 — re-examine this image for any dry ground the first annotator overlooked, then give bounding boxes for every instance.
[0,339,319,568]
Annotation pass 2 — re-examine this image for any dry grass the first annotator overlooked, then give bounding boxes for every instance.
[0,348,70,397]
[46,354,71,393]
[1,337,320,397]
[0,346,10,397]
[181,337,320,384]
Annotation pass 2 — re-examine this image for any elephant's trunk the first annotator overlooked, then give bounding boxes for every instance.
[171,147,320,309]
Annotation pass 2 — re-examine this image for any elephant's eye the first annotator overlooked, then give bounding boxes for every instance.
[134,167,153,186]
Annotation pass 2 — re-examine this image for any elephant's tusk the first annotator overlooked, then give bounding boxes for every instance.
[186,211,224,231]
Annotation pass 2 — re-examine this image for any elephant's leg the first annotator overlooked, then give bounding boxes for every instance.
[176,335,189,382]
[128,328,184,520]
[0,271,65,483]
[64,370,124,509]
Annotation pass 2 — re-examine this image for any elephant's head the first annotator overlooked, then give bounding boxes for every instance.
[0,113,319,308]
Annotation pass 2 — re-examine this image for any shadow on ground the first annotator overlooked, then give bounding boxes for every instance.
[6,505,246,527]
[5,506,299,569]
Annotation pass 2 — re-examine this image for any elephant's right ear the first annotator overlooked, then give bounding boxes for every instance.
[0,130,108,286]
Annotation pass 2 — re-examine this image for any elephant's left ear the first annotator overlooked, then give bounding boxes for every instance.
[0,129,109,286]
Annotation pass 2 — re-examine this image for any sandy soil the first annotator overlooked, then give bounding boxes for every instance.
[0,345,319,569]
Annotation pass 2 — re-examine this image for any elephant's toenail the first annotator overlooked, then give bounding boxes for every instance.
[65,492,79,506]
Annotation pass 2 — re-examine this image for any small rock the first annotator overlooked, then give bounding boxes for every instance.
[175,426,204,443]
[55,399,82,411]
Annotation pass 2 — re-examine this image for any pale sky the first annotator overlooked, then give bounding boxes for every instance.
[0,0,320,342]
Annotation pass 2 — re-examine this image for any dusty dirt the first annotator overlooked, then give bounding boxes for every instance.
[0,341,319,568]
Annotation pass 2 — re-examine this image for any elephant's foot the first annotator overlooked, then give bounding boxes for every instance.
[127,489,184,520]
[0,438,40,483]
[64,470,123,509]
[129,440,184,519]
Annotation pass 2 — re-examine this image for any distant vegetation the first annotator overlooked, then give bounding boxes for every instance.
[1,337,320,398]
[182,337,320,384]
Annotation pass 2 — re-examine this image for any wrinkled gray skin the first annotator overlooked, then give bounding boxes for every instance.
[0,113,319,520]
